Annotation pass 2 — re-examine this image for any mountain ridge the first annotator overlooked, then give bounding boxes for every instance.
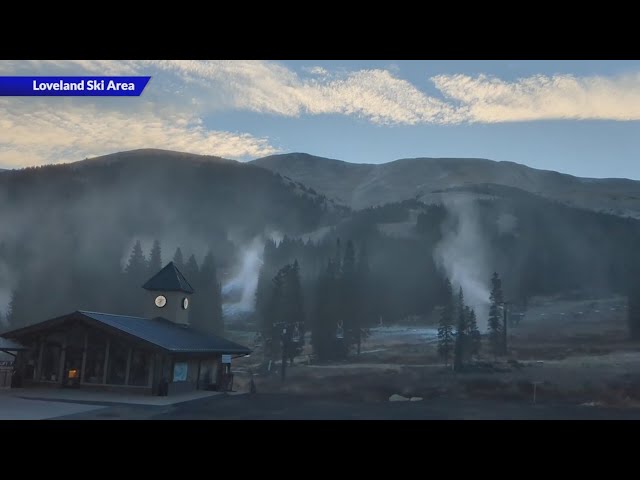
[252,152,640,217]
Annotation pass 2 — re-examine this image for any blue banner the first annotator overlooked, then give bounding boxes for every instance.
[0,76,151,96]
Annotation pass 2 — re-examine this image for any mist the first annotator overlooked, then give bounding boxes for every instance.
[433,196,491,330]
[222,235,266,318]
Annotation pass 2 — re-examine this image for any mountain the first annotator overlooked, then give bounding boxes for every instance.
[252,153,640,218]
[3,148,640,329]
[0,148,343,276]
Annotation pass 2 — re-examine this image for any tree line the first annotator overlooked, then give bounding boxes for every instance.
[256,238,375,365]
[5,240,224,336]
[437,271,505,370]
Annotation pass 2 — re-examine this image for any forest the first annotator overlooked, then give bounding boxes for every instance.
[3,153,640,361]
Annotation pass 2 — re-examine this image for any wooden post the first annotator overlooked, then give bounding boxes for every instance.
[124,347,133,385]
[35,339,44,381]
[80,331,88,383]
[102,338,111,385]
[58,336,67,385]
[147,352,155,388]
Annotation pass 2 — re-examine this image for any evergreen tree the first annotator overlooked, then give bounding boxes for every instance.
[468,307,482,357]
[453,286,468,371]
[263,265,287,361]
[148,239,162,275]
[283,260,305,365]
[488,272,504,356]
[123,240,148,316]
[262,261,306,368]
[184,254,199,283]
[437,278,455,366]
[173,247,184,271]
[7,284,28,329]
[355,241,372,351]
[341,240,358,356]
[312,258,339,361]
[193,250,223,336]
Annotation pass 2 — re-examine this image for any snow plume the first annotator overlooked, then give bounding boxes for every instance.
[433,196,491,331]
[222,235,265,318]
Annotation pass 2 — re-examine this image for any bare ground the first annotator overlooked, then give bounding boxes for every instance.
[229,294,640,412]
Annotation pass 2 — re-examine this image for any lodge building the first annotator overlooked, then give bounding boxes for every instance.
[0,262,251,396]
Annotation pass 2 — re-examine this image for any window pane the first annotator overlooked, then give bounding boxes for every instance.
[106,341,128,385]
[84,333,106,384]
[129,350,150,386]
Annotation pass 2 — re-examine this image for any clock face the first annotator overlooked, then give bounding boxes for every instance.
[155,295,167,308]
[182,297,189,310]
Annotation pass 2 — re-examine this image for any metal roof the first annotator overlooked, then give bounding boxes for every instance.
[0,337,26,351]
[142,261,195,294]
[78,311,250,354]
[2,310,250,355]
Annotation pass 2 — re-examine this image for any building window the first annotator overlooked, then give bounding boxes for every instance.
[84,333,106,384]
[129,349,150,386]
[106,341,128,385]
[40,343,61,382]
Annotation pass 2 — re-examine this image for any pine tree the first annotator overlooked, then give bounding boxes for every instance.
[488,272,504,356]
[355,241,372,353]
[467,307,481,357]
[125,240,147,276]
[7,285,28,329]
[341,240,358,355]
[264,265,287,360]
[453,286,468,371]
[184,254,199,283]
[173,247,184,271]
[148,239,162,275]
[124,240,148,316]
[312,257,340,362]
[437,278,455,366]
[283,260,305,365]
[193,250,223,336]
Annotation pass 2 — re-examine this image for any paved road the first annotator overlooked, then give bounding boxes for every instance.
[56,393,640,420]
[0,392,104,420]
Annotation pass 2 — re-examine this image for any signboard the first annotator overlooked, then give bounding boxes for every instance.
[0,361,14,367]
[173,362,188,382]
[222,354,232,364]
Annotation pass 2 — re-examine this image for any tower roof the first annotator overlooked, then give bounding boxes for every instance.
[142,261,195,294]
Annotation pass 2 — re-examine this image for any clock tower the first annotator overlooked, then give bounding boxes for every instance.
[142,261,195,326]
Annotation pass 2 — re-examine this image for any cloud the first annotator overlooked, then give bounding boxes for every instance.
[143,60,460,124]
[2,60,640,167]
[137,61,640,124]
[433,73,640,122]
[0,98,277,168]
[0,60,281,168]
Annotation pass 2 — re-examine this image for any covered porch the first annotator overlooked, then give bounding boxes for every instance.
[2,311,250,396]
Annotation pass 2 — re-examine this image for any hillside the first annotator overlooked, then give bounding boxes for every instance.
[252,153,640,217]
[0,149,347,320]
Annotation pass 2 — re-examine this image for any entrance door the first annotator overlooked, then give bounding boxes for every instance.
[63,347,83,387]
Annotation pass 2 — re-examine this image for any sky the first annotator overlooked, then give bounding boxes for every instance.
[1,60,639,179]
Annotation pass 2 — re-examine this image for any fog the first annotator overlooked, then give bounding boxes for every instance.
[433,196,491,330]
[222,235,264,318]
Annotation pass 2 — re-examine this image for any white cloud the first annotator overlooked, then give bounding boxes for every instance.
[304,66,329,76]
[0,98,277,168]
[432,73,640,122]
[0,61,280,168]
[2,60,640,168]
[139,60,460,124]
[133,61,640,124]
